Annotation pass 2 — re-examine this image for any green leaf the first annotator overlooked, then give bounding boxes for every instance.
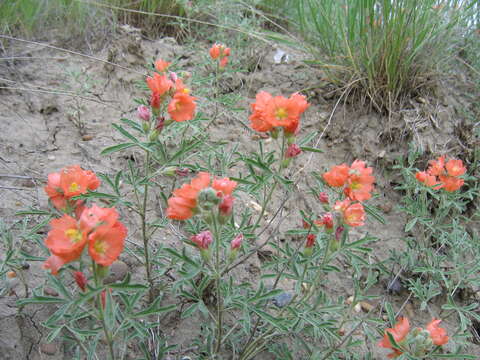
[404,218,417,232]
[300,146,323,153]
[15,209,52,216]
[251,308,288,332]
[46,326,64,343]
[131,303,176,318]
[101,142,136,155]
[112,123,139,143]
[248,289,284,304]
[17,295,68,306]
[364,204,386,225]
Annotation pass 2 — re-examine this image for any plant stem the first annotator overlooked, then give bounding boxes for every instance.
[141,150,154,301]
[212,214,224,356]
[92,260,115,360]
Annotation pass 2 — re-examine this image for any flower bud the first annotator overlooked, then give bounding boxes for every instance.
[137,105,150,122]
[335,226,345,242]
[322,212,334,230]
[198,188,221,210]
[305,233,316,248]
[175,168,190,177]
[162,166,178,177]
[73,271,87,292]
[318,192,329,204]
[191,231,213,250]
[219,195,234,216]
[231,234,243,250]
[286,144,302,158]
[156,116,165,133]
[169,71,178,82]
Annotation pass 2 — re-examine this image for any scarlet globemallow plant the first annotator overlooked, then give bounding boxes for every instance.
[415,156,466,192]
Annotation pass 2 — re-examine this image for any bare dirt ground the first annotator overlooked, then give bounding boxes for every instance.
[0,26,479,359]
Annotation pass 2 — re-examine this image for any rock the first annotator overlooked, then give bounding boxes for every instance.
[104,260,128,284]
[82,134,94,141]
[272,292,293,308]
[40,343,57,355]
[44,287,58,297]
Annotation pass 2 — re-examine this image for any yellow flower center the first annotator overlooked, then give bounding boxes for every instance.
[175,102,182,111]
[93,240,108,255]
[65,228,83,243]
[349,181,362,190]
[275,107,288,120]
[69,182,79,192]
[182,88,190,94]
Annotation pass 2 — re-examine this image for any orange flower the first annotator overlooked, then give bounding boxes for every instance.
[44,166,100,212]
[79,204,119,233]
[417,157,466,192]
[212,177,237,196]
[343,202,365,227]
[167,172,211,220]
[416,171,440,188]
[167,92,197,122]
[426,319,449,346]
[88,221,127,266]
[209,43,230,68]
[323,164,350,187]
[219,56,228,68]
[344,160,375,201]
[249,91,274,132]
[43,214,87,274]
[264,95,302,129]
[333,198,351,212]
[155,59,171,72]
[167,172,237,220]
[445,159,466,177]
[439,175,464,192]
[427,156,446,176]
[146,73,173,108]
[209,44,221,59]
[283,93,309,134]
[249,91,309,133]
[378,317,410,358]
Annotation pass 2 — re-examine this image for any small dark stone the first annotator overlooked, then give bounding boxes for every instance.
[21,262,30,270]
[387,277,402,294]
[272,292,293,308]
[40,343,57,355]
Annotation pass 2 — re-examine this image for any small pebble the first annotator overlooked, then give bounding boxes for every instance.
[40,343,57,355]
[387,277,402,294]
[82,134,94,141]
[272,292,293,308]
[379,202,393,214]
[104,260,128,284]
[44,287,59,297]
[47,155,55,161]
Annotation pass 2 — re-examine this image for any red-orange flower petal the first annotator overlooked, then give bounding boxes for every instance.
[427,156,445,176]
[323,164,350,187]
[155,59,171,72]
[378,317,410,357]
[168,92,197,122]
[439,175,464,192]
[445,159,466,177]
[79,204,119,233]
[249,91,274,132]
[166,196,196,220]
[212,177,237,196]
[343,202,365,227]
[426,319,449,346]
[209,44,221,59]
[88,221,127,266]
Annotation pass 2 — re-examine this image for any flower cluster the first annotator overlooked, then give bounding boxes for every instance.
[249,91,309,136]
[44,165,100,215]
[145,58,197,123]
[323,160,375,201]
[209,43,231,68]
[43,166,127,275]
[302,160,375,253]
[166,172,237,220]
[379,317,448,358]
[415,156,466,192]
